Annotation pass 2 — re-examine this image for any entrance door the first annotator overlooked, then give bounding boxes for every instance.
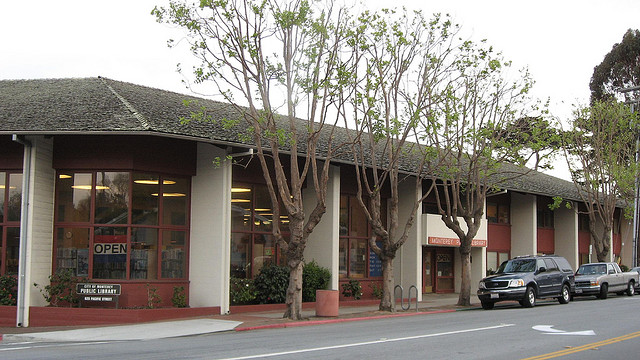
[435,248,454,293]
[423,248,434,293]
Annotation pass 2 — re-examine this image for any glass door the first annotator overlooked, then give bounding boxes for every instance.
[423,247,434,293]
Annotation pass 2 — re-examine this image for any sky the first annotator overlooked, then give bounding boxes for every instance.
[2,0,639,180]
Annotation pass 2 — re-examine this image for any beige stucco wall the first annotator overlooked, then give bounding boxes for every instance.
[394,179,423,301]
[554,202,579,270]
[510,193,537,256]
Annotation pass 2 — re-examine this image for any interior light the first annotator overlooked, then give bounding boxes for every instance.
[0,185,17,189]
[58,174,72,179]
[134,180,177,185]
[231,199,251,203]
[151,193,186,197]
[231,187,251,193]
[254,208,272,212]
[72,185,110,190]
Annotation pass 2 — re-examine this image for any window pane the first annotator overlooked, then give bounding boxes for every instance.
[498,205,510,224]
[486,203,497,223]
[339,239,347,278]
[130,228,158,280]
[339,196,348,236]
[162,177,188,226]
[56,173,91,223]
[253,185,273,232]
[93,227,127,279]
[162,230,186,278]
[231,233,251,278]
[349,239,367,278]
[349,197,368,237]
[6,227,19,275]
[498,252,509,265]
[0,172,5,222]
[56,227,89,277]
[232,184,252,232]
[7,173,22,222]
[132,173,159,225]
[251,234,275,277]
[95,172,130,224]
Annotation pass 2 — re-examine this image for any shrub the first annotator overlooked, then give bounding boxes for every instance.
[229,277,258,305]
[369,283,383,300]
[341,279,362,300]
[172,286,188,308]
[34,269,84,307]
[253,264,289,304]
[146,283,162,309]
[0,275,18,306]
[302,261,331,302]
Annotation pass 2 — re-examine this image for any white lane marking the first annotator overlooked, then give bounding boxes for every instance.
[533,325,596,336]
[0,341,114,352]
[218,323,515,360]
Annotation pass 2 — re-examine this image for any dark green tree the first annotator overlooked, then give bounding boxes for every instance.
[590,29,640,103]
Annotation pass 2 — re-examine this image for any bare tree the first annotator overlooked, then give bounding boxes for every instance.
[153,0,351,319]
[563,100,638,262]
[339,8,457,311]
[423,40,555,306]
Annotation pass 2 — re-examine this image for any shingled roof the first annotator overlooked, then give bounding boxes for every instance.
[0,77,584,202]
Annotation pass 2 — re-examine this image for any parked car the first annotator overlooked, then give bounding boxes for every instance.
[573,262,639,299]
[477,254,575,310]
[632,267,640,293]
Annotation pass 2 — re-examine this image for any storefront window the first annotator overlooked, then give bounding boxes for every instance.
[54,170,190,280]
[56,173,92,223]
[339,195,378,279]
[132,174,159,225]
[162,230,186,278]
[95,172,130,224]
[55,227,90,277]
[1,171,22,275]
[131,228,158,279]
[230,182,289,279]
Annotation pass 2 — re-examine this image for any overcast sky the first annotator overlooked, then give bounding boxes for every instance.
[2,0,639,180]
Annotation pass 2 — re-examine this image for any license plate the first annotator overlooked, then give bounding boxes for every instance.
[490,293,499,299]
[575,289,582,294]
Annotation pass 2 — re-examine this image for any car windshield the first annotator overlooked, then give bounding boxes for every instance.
[576,264,607,275]
[497,259,536,273]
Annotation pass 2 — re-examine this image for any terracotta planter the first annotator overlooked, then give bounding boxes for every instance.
[315,290,339,317]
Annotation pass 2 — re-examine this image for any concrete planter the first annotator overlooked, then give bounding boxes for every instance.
[315,290,339,317]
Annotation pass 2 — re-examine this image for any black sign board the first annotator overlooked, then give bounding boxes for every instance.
[76,283,121,296]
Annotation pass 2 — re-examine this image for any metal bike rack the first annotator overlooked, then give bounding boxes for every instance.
[394,284,419,312]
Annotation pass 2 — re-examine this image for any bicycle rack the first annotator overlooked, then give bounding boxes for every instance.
[394,284,418,312]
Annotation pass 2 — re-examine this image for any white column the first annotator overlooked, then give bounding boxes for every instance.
[303,164,340,291]
[21,136,55,327]
[511,193,537,256]
[189,143,231,313]
[554,202,579,270]
[394,178,422,301]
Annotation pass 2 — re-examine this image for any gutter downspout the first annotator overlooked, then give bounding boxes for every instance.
[12,134,32,327]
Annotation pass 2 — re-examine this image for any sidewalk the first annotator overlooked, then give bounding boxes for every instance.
[0,293,477,342]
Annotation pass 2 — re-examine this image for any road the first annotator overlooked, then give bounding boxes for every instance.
[2,295,639,360]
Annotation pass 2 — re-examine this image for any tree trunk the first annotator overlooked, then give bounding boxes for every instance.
[457,248,471,306]
[595,231,611,262]
[283,261,304,320]
[379,257,395,312]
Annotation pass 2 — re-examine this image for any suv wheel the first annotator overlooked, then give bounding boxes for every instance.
[597,284,608,299]
[522,286,536,308]
[627,281,635,296]
[481,301,495,310]
[558,284,570,304]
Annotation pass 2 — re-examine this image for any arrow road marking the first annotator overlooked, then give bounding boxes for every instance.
[533,325,595,336]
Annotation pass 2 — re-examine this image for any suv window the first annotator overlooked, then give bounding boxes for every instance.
[543,258,558,271]
[497,258,536,273]
[553,257,573,273]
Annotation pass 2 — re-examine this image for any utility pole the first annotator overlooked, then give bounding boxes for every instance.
[620,85,640,267]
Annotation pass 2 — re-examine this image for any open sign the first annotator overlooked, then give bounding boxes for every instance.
[94,243,127,255]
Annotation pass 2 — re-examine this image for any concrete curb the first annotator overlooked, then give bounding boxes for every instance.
[235,309,457,331]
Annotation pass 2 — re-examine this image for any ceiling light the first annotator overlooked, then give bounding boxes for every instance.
[231,199,251,203]
[231,187,251,193]
[72,185,110,190]
[134,180,177,185]
[151,193,186,197]
[58,174,72,179]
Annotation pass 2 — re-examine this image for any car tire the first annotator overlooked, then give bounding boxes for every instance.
[522,286,536,308]
[627,281,635,296]
[597,284,608,299]
[481,301,495,310]
[558,284,570,304]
